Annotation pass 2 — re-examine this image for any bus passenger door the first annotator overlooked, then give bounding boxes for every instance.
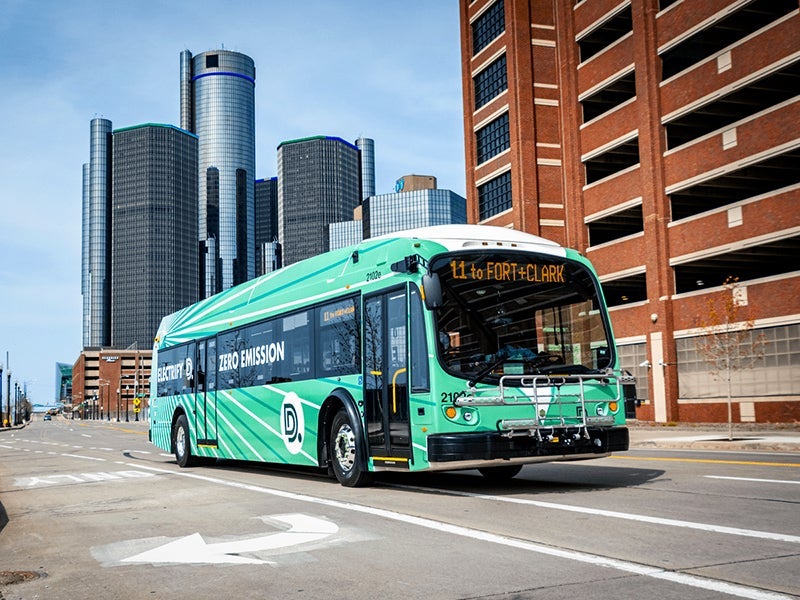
[196,338,218,446]
[364,288,411,467]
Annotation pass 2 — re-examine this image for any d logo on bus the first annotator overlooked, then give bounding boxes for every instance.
[281,392,305,455]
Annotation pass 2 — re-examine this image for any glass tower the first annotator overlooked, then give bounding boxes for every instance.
[181,49,256,297]
[82,117,112,347]
[277,136,361,265]
[356,137,375,200]
[363,189,467,238]
[255,177,280,276]
[110,124,199,348]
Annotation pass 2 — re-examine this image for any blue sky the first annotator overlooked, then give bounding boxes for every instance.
[0,1,465,403]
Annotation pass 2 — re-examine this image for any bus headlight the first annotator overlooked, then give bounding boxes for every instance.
[445,406,457,419]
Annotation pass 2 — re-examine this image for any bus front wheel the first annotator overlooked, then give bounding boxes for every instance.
[330,409,373,487]
[173,414,199,468]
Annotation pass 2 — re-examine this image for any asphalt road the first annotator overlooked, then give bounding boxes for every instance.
[1,417,798,599]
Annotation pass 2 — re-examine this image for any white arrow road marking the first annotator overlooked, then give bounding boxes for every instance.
[121,513,338,565]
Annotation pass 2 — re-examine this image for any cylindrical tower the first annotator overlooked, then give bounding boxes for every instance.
[187,49,256,296]
[81,162,90,346]
[87,117,112,347]
[179,50,193,132]
[356,137,375,200]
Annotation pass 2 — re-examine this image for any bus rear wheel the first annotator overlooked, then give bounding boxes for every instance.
[330,409,373,487]
[478,464,523,481]
[173,414,199,468]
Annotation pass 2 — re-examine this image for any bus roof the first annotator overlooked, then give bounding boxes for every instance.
[374,224,565,254]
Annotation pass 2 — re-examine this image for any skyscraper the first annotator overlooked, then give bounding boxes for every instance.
[180,49,256,297]
[110,124,198,348]
[254,177,280,276]
[82,117,112,347]
[355,137,375,200]
[277,136,361,265]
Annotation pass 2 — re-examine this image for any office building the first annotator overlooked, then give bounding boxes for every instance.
[277,136,361,265]
[55,363,72,404]
[255,177,281,275]
[329,177,467,250]
[71,349,151,421]
[181,49,256,296]
[110,124,199,348]
[82,118,112,347]
[364,180,467,239]
[356,137,376,200]
[459,0,799,422]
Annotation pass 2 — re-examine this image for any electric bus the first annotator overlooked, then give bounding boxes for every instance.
[149,225,634,486]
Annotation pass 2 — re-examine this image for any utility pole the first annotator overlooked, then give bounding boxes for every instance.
[5,352,10,428]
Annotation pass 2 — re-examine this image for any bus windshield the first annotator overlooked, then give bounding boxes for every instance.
[430,251,613,382]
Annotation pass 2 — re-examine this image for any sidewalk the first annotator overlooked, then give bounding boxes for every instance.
[628,422,800,452]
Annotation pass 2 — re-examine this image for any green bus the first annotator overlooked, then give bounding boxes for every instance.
[149,225,634,486]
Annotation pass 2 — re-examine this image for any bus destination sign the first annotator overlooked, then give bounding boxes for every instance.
[450,259,565,283]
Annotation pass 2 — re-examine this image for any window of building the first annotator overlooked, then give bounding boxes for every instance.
[472,0,505,56]
[670,148,800,221]
[478,170,512,221]
[677,323,800,398]
[673,235,800,294]
[577,5,632,63]
[581,70,636,123]
[587,203,643,246]
[476,112,510,164]
[584,136,640,184]
[601,272,647,307]
[665,60,800,149]
[616,342,650,402]
[206,54,219,68]
[473,54,508,110]
[660,0,796,80]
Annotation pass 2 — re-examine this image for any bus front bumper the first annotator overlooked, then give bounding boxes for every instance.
[426,426,629,469]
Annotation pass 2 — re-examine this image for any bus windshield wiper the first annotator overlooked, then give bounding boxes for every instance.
[467,352,510,387]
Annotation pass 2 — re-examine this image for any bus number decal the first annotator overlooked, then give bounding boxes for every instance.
[441,391,467,403]
[281,392,305,455]
[366,270,382,282]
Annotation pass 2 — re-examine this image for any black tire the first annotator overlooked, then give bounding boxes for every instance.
[173,414,199,468]
[478,464,523,481]
[329,409,373,487]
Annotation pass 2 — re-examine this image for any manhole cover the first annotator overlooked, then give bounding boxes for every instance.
[0,571,41,586]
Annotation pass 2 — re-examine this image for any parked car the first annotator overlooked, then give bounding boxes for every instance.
[43,414,52,421]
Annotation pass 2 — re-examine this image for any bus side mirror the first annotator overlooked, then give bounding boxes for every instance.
[422,273,443,309]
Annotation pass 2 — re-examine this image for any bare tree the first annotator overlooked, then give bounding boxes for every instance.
[694,277,764,440]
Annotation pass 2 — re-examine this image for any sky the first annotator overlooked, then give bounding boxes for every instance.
[0,1,466,404]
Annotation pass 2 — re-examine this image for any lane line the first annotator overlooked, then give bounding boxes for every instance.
[129,463,793,600]
[388,484,800,544]
[706,475,800,486]
[62,453,106,462]
[612,455,800,468]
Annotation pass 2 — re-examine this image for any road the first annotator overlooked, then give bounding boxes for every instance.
[1,417,798,599]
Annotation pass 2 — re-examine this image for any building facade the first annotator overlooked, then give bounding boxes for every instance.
[181,49,256,297]
[277,136,361,265]
[71,349,151,421]
[82,118,113,347]
[329,177,467,250]
[110,124,199,348]
[459,0,800,422]
[254,177,280,276]
[363,187,468,239]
